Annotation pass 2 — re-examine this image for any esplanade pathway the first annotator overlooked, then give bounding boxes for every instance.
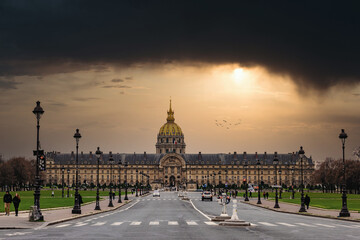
[0,193,137,229]
[241,196,360,222]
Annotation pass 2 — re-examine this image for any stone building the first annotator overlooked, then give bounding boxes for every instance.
[46,101,315,190]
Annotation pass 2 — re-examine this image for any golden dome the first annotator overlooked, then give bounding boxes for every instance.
[158,100,183,136]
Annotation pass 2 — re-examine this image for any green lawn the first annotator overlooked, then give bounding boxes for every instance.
[0,189,131,212]
[235,190,360,212]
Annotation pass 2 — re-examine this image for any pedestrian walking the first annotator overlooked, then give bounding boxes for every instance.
[263,192,266,199]
[12,193,21,216]
[304,194,310,209]
[3,191,12,216]
[51,191,55,198]
[249,191,252,198]
[79,194,83,206]
[266,192,269,199]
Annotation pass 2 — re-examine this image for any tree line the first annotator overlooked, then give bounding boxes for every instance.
[0,157,40,191]
[312,158,360,194]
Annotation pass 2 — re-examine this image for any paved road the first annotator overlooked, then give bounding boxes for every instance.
[1,192,359,239]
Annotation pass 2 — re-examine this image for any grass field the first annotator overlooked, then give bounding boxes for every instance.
[0,189,131,212]
[236,190,360,212]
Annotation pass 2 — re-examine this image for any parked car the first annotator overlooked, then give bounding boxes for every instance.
[153,190,160,197]
[202,191,213,201]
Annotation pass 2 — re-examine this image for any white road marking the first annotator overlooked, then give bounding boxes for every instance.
[74,222,88,227]
[92,222,106,226]
[111,222,123,226]
[55,224,71,228]
[277,222,296,227]
[149,221,160,225]
[168,221,179,225]
[130,221,141,225]
[295,223,316,227]
[189,199,211,221]
[5,232,32,236]
[315,223,335,228]
[204,221,218,225]
[258,222,277,226]
[186,221,198,225]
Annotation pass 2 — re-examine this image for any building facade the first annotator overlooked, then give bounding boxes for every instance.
[46,101,315,190]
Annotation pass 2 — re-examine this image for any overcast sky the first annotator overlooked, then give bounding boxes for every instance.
[0,1,359,161]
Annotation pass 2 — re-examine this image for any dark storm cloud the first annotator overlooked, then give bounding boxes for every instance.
[0,78,20,90]
[1,0,360,91]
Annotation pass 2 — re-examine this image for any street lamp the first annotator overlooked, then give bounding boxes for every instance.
[72,129,82,214]
[273,152,280,208]
[124,161,129,200]
[94,147,102,210]
[339,129,350,217]
[298,146,306,212]
[118,158,122,203]
[108,152,114,207]
[256,153,262,204]
[135,169,139,197]
[32,101,44,221]
[291,167,295,199]
[67,167,70,198]
[279,166,282,199]
[61,166,65,198]
[243,152,249,201]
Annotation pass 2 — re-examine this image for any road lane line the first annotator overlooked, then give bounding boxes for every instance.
[74,222,88,227]
[295,223,316,227]
[186,221,198,225]
[111,222,123,226]
[277,222,296,227]
[130,221,141,225]
[92,222,106,226]
[168,221,179,225]
[149,221,160,225]
[55,224,70,228]
[204,221,218,225]
[258,222,277,226]
[315,223,335,228]
[189,199,211,221]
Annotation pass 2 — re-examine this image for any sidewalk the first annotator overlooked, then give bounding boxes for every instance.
[0,193,144,229]
[241,197,360,222]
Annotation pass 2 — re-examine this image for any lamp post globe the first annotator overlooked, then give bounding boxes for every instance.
[298,146,307,212]
[273,152,280,208]
[94,147,102,210]
[118,159,122,203]
[108,152,114,207]
[124,161,129,200]
[72,129,82,214]
[32,101,44,221]
[339,129,350,217]
[256,153,262,204]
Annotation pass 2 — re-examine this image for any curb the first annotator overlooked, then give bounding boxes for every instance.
[241,201,360,223]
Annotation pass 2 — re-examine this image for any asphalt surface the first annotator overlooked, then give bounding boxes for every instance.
[0,192,359,240]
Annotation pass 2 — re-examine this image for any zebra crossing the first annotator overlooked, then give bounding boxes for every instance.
[54,220,360,229]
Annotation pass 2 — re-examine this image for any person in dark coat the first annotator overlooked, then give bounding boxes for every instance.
[266,192,269,199]
[12,193,21,216]
[3,191,12,216]
[79,194,84,206]
[304,194,310,209]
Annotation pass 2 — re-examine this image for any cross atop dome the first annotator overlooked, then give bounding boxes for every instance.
[167,98,175,122]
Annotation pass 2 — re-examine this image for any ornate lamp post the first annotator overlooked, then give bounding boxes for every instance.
[67,167,70,198]
[339,129,350,217]
[94,147,102,210]
[135,169,139,197]
[298,146,307,212]
[72,129,82,214]
[124,161,129,200]
[273,152,280,208]
[243,152,249,201]
[279,166,282,199]
[256,153,262,204]
[61,166,65,198]
[291,167,295,199]
[118,158,122,203]
[108,152,114,207]
[32,101,44,221]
